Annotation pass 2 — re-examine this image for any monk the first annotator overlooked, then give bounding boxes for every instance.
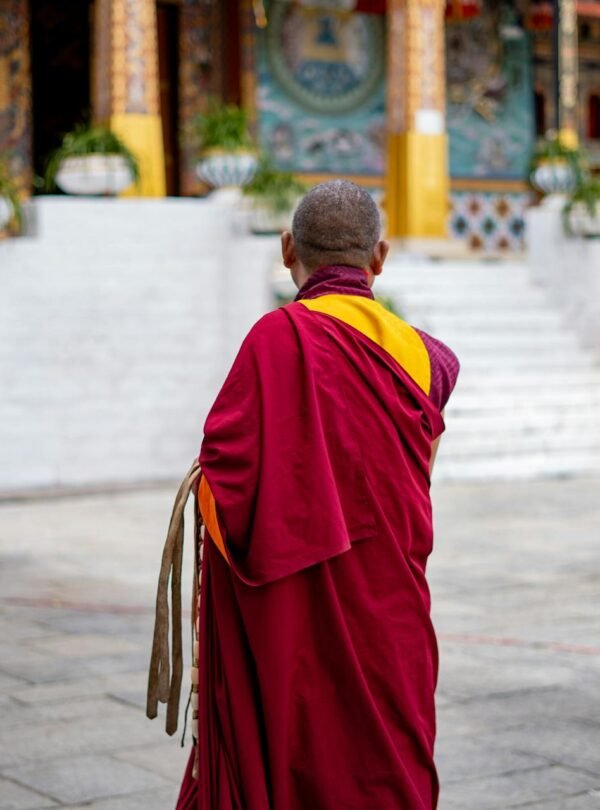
[151,180,459,810]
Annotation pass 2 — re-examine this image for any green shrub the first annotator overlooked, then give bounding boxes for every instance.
[44,125,140,191]
[529,131,585,187]
[194,101,254,152]
[0,160,23,233]
[243,155,307,214]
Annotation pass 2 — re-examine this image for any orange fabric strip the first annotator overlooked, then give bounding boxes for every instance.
[198,475,230,564]
[299,295,431,394]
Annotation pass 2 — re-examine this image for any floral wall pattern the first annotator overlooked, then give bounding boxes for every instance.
[0,0,32,195]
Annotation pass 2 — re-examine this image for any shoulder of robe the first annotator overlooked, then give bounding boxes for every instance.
[241,307,295,354]
[415,328,460,380]
[412,326,461,411]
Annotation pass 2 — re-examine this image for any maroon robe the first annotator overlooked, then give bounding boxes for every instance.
[177,267,459,809]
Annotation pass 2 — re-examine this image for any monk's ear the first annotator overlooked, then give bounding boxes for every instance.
[281,231,297,269]
[369,240,390,277]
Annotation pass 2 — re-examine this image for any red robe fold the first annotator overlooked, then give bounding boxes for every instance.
[177,300,448,810]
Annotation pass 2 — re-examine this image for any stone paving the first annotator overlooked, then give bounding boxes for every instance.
[0,476,599,809]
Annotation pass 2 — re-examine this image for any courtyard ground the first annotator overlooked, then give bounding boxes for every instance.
[0,476,599,809]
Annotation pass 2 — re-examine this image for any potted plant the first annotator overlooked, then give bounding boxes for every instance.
[563,178,600,238]
[0,160,23,235]
[529,132,583,199]
[243,156,307,234]
[45,124,139,196]
[194,101,258,189]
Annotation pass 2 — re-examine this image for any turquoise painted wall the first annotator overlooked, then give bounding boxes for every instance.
[256,1,534,181]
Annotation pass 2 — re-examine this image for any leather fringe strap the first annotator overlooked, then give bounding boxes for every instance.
[147,459,202,735]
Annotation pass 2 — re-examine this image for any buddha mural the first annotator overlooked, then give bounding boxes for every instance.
[267,1,384,115]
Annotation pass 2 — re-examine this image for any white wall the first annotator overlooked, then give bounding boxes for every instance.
[527,202,600,354]
[0,197,279,493]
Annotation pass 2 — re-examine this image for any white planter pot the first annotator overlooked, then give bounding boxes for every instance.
[196,151,258,189]
[248,201,296,234]
[566,202,600,238]
[55,154,135,196]
[0,195,13,229]
[531,161,576,196]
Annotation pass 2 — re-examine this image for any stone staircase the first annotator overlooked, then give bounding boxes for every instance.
[379,257,600,481]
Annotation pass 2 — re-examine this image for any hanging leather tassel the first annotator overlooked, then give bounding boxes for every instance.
[147,459,202,736]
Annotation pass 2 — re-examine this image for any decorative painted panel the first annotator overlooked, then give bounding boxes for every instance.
[93,0,113,122]
[0,0,32,195]
[256,0,386,174]
[449,190,530,251]
[446,2,535,178]
[111,0,160,116]
[386,4,406,134]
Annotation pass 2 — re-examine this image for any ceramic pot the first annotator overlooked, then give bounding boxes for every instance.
[531,160,576,196]
[247,200,297,235]
[566,202,600,238]
[55,154,135,196]
[196,149,258,189]
[0,196,13,229]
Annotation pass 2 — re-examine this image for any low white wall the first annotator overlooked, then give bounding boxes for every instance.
[0,196,279,493]
[526,202,600,353]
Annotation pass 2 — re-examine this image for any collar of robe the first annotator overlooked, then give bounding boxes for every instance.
[295,264,374,302]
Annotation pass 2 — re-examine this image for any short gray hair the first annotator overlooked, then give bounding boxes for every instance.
[292,180,381,272]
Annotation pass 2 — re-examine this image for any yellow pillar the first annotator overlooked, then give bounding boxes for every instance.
[386,0,449,239]
[93,0,166,196]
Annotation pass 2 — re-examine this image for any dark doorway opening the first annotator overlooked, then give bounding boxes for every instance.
[157,1,181,196]
[589,93,600,140]
[534,89,546,137]
[30,0,93,190]
[220,0,242,105]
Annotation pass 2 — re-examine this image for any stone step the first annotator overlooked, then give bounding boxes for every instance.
[440,430,600,457]
[443,333,581,351]
[388,281,537,296]
[385,267,537,282]
[421,312,566,329]
[456,371,600,390]
[429,330,572,346]
[450,389,600,410]
[454,354,593,370]
[386,280,538,296]
[434,452,600,481]
[393,268,530,279]
[386,259,526,274]
[444,408,600,431]
[395,291,549,307]
[400,304,557,320]
[395,270,531,279]
[382,258,600,480]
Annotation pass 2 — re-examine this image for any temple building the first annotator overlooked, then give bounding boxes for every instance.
[2,0,600,250]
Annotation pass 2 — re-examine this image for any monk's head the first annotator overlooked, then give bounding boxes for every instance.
[281,179,389,289]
